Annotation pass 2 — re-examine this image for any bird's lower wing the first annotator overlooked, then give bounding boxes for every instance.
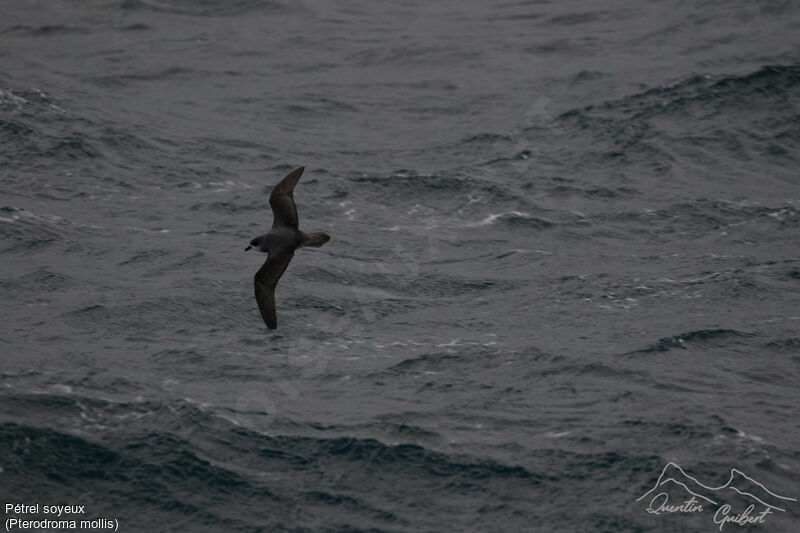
[254,251,294,329]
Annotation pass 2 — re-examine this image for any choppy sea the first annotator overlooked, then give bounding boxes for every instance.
[2,1,799,531]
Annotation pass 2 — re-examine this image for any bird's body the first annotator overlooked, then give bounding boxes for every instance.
[246,167,330,329]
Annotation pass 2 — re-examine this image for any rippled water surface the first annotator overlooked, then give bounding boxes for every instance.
[2,1,799,531]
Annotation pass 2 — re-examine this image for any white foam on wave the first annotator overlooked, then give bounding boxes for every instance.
[0,88,28,107]
[207,180,252,192]
[338,201,357,221]
[129,226,170,233]
[466,210,530,227]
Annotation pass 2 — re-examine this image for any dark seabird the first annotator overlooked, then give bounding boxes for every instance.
[245,167,330,329]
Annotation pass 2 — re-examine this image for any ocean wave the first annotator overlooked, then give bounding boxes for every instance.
[0,268,76,293]
[0,207,71,254]
[631,329,757,354]
[83,66,204,87]
[465,211,553,228]
[2,25,91,37]
[0,391,547,530]
[544,65,800,173]
[561,200,799,241]
[118,0,288,17]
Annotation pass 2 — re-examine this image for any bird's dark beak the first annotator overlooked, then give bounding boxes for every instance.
[245,245,252,251]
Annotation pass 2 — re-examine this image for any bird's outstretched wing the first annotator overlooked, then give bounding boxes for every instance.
[269,167,304,228]
[254,251,295,329]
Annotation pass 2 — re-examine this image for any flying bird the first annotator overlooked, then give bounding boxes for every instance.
[245,167,330,329]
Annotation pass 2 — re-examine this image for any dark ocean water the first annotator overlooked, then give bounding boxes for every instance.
[2,1,800,531]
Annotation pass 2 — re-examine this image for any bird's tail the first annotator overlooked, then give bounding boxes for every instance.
[301,232,331,248]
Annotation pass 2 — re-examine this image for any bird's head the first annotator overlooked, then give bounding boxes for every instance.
[245,237,259,252]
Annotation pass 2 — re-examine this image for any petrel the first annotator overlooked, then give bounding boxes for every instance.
[245,167,330,329]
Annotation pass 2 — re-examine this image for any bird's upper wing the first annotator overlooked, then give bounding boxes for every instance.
[254,250,295,329]
[269,167,304,228]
